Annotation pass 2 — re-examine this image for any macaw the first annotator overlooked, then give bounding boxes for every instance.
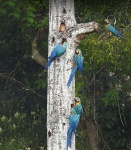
[67,108,79,148]
[104,19,124,38]
[45,42,68,69]
[67,49,84,87]
[74,97,83,119]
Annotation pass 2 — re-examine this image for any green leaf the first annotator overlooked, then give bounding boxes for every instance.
[4,1,15,7]
[1,115,6,121]
[102,88,118,106]
[0,8,7,15]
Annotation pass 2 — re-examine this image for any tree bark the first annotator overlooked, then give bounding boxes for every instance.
[47,0,98,150]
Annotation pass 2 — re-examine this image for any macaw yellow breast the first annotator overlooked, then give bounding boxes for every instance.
[105,24,112,36]
[105,25,109,31]
[76,101,80,105]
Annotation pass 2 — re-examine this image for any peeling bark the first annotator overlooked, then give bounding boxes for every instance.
[46,0,98,150]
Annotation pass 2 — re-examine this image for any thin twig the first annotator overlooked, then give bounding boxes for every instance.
[4,55,25,89]
[83,64,111,150]
[117,94,125,126]
[0,73,46,100]
[84,64,107,87]
[99,126,111,150]
[9,55,25,76]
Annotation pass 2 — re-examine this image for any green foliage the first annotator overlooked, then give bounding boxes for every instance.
[0,0,131,149]
[0,0,49,29]
[102,88,118,106]
[0,0,49,149]
[75,0,131,149]
[76,130,91,150]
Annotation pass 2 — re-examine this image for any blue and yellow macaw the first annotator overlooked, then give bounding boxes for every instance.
[45,41,68,69]
[67,49,84,87]
[104,19,124,38]
[67,108,79,148]
[74,97,83,119]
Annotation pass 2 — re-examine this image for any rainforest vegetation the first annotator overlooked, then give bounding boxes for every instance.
[0,0,130,149]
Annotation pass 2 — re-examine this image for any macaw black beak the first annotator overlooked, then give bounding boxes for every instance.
[74,98,77,102]
[75,50,78,54]
[74,98,79,103]
[104,19,109,24]
[75,50,79,55]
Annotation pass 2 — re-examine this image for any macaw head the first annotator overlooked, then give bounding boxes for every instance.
[75,49,81,55]
[104,19,110,24]
[74,97,81,105]
[70,108,77,115]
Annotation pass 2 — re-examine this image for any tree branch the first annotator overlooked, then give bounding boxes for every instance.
[32,27,47,67]
[72,22,98,38]
[0,73,46,100]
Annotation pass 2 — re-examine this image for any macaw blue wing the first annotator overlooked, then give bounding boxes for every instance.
[67,127,72,148]
[56,42,67,57]
[69,113,79,130]
[67,108,79,148]
[45,44,60,69]
[45,49,57,69]
[74,104,83,117]
[108,24,123,38]
[74,52,84,73]
[67,65,77,87]
[67,49,84,87]
[45,42,68,69]
[77,56,84,73]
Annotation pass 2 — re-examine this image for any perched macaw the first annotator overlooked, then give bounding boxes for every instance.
[104,19,124,38]
[67,49,84,87]
[67,108,79,148]
[74,97,83,119]
[45,42,68,69]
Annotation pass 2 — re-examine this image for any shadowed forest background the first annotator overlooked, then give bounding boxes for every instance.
[0,0,131,149]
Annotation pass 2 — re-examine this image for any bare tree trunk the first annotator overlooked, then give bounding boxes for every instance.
[47,0,98,150]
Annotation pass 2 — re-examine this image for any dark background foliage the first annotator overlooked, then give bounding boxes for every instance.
[0,0,130,149]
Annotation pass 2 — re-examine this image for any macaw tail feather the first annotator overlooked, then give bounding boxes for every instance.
[117,33,123,38]
[116,31,126,39]
[117,34,127,41]
[67,65,77,87]
[45,57,53,69]
[67,127,73,148]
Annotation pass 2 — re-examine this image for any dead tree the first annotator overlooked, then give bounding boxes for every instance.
[46,0,98,150]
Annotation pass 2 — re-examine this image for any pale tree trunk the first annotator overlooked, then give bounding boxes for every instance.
[47,0,98,150]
